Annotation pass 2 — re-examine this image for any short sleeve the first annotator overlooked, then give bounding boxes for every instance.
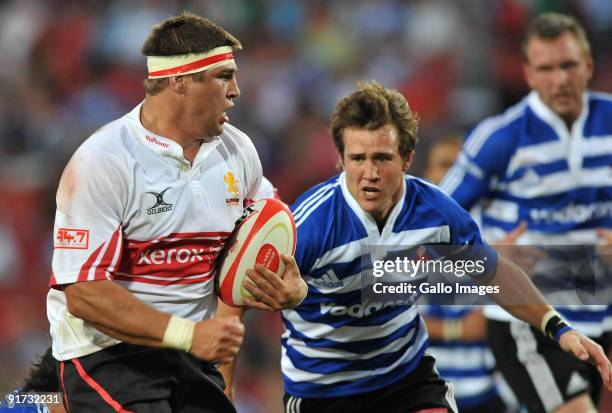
[290,204,327,276]
[241,138,263,205]
[50,146,128,287]
[253,176,280,201]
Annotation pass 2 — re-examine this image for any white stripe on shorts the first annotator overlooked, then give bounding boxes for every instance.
[286,395,302,413]
[510,321,564,412]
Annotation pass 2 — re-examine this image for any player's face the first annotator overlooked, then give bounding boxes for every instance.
[341,125,412,223]
[184,62,240,139]
[424,140,461,186]
[523,32,593,125]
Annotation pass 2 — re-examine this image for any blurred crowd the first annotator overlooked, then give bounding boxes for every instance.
[0,0,611,411]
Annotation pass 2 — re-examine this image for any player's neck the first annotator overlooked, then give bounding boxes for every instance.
[561,114,577,132]
[141,97,203,162]
[375,216,388,234]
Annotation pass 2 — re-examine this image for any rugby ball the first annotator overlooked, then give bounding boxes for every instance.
[217,198,296,307]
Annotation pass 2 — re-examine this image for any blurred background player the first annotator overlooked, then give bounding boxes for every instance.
[419,134,514,413]
[440,13,612,413]
[46,12,305,413]
[420,305,509,413]
[421,134,462,188]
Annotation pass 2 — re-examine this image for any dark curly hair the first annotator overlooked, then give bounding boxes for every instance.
[21,347,59,392]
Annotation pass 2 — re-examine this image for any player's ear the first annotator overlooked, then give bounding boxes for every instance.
[585,54,594,82]
[336,149,344,171]
[522,59,538,90]
[169,76,187,94]
[403,150,414,172]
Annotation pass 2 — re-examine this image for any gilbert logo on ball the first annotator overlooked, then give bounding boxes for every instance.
[217,198,296,307]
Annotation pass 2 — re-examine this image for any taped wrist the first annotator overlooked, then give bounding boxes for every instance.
[443,320,463,341]
[162,316,196,352]
[541,310,573,342]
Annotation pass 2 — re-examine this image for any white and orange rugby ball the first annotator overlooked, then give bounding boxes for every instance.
[217,198,296,307]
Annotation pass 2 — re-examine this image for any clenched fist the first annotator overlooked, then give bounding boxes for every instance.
[190,316,245,365]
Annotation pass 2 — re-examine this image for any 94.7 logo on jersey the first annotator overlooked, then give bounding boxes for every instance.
[55,228,89,249]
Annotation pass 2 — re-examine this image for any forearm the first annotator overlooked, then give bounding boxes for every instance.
[64,280,171,347]
[479,255,552,329]
[215,300,246,397]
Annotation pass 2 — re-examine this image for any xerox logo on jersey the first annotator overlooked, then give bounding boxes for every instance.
[146,187,174,215]
[137,247,209,265]
[116,234,229,285]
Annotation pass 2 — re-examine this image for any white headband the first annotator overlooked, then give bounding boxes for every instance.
[147,46,234,79]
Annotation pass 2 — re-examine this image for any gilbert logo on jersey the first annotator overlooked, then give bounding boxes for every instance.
[224,171,240,205]
[146,187,174,215]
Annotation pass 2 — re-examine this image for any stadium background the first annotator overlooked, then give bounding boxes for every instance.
[0,0,610,411]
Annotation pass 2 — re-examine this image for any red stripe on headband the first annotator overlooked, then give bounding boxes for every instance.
[149,52,234,77]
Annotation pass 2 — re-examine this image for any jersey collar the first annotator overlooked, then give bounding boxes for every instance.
[125,102,221,162]
[527,90,589,171]
[339,171,406,240]
[527,90,589,141]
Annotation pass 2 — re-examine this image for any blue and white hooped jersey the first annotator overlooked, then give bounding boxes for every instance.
[420,305,498,410]
[281,172,497,398]
[440,91,612,333]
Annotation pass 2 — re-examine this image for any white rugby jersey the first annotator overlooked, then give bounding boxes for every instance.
[47,103,262,360]
[440,91,612,334]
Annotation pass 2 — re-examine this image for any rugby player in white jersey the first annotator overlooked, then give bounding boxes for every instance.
[440,13,612,413]
[221,81,611,413]
[46,12,306,413]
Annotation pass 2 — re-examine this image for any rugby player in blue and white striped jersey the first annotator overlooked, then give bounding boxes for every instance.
[271,81,610,413]
[440,13,612,413]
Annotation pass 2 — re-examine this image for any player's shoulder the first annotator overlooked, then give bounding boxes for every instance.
[406,175,451,201]
[68,116,135,174]
[255,176,278,200]
[583,91,612,136]
[291,175,342,224]
[77,118,129,156]
[588,90,612,110]
[464,97,528,153]
[219,123,258,157]
[291,175,346,238]
[405,175,470,221]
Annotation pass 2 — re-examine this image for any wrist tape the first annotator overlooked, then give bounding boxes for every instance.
[162,316,196,352]
[541,310,573,342]
[443,320,463,341]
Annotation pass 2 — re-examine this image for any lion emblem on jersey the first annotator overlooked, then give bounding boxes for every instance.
[224,172,240,205]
